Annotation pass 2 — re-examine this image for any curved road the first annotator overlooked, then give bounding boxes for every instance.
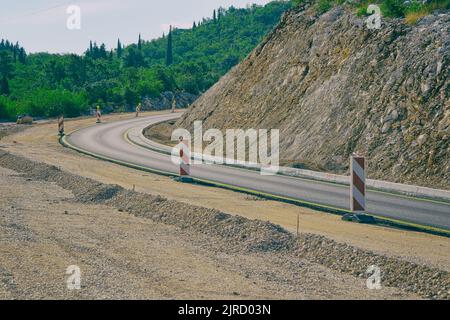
[66,113,450,231]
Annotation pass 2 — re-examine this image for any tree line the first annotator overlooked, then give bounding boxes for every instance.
[0,1,291,121]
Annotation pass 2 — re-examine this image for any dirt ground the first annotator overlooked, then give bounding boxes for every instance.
[0,166,420,299]
[0,112,449,299]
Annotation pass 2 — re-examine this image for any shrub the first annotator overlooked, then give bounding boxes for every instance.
[317,0,333,13]
[296,0,449,19]
[16,89,89,118]
[292,0,307,6]
[380,0,406,17]
[405,10,428,24]
[0,96,17,120]
[404,0,450,24]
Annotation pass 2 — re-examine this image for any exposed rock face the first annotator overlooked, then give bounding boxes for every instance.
[177,6,449,189]
[142,91,198,111]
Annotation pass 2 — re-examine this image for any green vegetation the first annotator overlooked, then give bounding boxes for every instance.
[292,0,450,18]
[0,1,291,121]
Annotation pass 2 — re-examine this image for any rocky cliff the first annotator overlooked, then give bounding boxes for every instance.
[176,6,449,189]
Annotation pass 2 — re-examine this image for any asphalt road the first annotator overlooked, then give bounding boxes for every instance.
[66,113,450,231]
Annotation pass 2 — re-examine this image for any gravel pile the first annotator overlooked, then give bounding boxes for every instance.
[296,234,450,299]
[0,150,449,299]
[107,189,296,253]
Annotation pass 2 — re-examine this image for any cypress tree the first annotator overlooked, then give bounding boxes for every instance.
[213,9,217,22]
[18,48,26,64]
[117,39,122,58]
[138,33,142,50]
[99,43,107,59]
[166,26,173,66]
[92,42,100,59]
[0,51,14,77]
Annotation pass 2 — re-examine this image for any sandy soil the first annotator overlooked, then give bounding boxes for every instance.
[1,111,449,275]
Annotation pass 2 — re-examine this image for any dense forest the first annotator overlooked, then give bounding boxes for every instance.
[0,1,291,121]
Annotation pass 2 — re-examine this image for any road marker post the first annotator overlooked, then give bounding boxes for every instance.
[136,103,141,118]
[343,154,375,224]
[96,106,102,123]
[171,97,177,113]
[179,137,191,182]
[351,154,366,212]
[58,115,65,136]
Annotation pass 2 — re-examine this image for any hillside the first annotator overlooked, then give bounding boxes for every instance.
[0,1,291,121]
[176,5,449,189]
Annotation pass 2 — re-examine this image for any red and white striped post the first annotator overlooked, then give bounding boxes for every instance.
[171,97,177,113]
[58,115,64,136]
[136,103,142,118]
[350,154,366,212]
[179,138,190,177]
[96,106,102,124]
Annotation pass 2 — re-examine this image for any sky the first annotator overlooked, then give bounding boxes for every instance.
[0,0,273,54]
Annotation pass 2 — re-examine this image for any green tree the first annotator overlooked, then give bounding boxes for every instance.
[124,47,146,68]
[381,0,406,17]
[166,26,173,66]
[0,76,9,95]
[18,47,26,64]
[45,59,66,85]
[124,86,139,108]
[13,44,17,62]
[0,51,14,79]
[0,95,16,119]
[155,66,176,91]
[291,0,306,7]
[117,39,123,58]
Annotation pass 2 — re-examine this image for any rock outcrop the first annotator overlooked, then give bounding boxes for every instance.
[177,6,449,189]
[142,91,198,111]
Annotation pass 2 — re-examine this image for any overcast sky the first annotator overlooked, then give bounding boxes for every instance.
[0,0,273,54]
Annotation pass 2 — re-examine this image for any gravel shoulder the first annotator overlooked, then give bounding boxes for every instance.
[0,166,418,299]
